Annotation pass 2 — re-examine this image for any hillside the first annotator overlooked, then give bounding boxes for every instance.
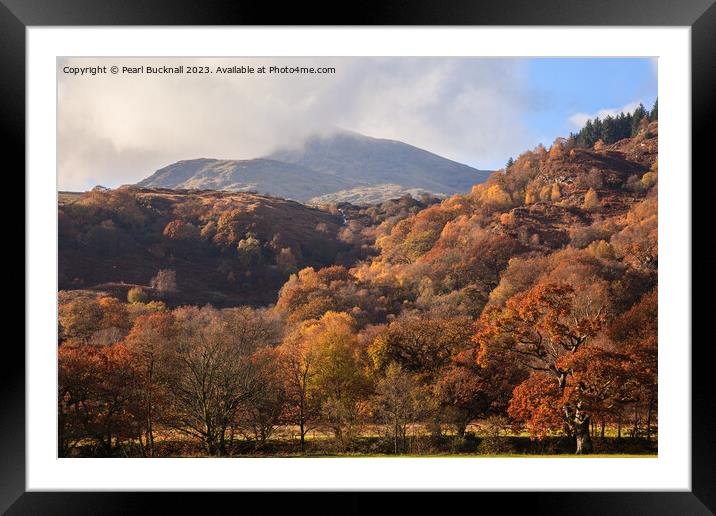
[58,186,354,307]
[356,120,658,316]
[137,130,492,204]
[308,183,444,206]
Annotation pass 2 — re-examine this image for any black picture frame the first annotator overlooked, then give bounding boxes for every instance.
[5,0,712,513]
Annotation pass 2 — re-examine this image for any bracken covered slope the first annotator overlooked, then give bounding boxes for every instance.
[58,187,353,306]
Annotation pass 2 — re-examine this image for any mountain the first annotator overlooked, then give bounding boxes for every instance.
[137,131,492,204]
[266,130,492,199]
[136,158,355,201]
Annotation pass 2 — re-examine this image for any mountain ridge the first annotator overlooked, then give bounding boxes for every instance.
[137,130,492,204]
[266,130,488,191]
[137,157,357,201]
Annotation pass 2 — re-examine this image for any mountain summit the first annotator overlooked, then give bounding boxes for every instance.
[137,130,491,204]
[136,158,354,201]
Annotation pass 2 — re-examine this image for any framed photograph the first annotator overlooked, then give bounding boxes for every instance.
[7,0,711,512]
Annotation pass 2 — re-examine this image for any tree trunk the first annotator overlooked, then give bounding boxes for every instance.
[429,417,442,438]
[299,420,305,453]
[456,421,467,438]
[206,439,219,456]
[58,409,66,457]
[146,363,155,456]
[334,426,343,448]
[103,433,114,456]
[137,426,146,457]
[218,427,227,456]
[394,422,399,455]
[205,426,219,456]
[146,412,154,457]
[574,417,593,455]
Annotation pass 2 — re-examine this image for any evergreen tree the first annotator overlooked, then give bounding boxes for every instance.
[650,98,658,121]
[631,103,647,136]
[593,118,604,144]
[602,115,615,144]
[571,103,656,148]
[505,157,515,170]
[616,112,632,141]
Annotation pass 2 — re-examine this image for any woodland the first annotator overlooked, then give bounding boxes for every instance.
[58,105,658,457]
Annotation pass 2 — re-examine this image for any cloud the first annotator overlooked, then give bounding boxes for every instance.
[568,100,644,129]
[58,57,535,190]
[650,57,658,77]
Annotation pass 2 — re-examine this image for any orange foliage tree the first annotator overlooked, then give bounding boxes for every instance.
[58,342,138,456]
[123,311,177,455]
[474,282,606,453]
[434,347,525,437]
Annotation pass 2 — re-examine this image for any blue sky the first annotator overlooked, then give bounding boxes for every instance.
[516,58,657,166]
[59,57,658,190]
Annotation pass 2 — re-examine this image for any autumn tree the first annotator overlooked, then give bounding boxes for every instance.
[611,196,658,272]
[276,247,298,274]
[237,233,262,267]
[58,293,133,349]
[376,206,455,264]
[607,290,658,439]
[421,222,525,300]
[369,314,473,377]
[97,297,131,333]
[127,287,149,304]
[556,343,633,439]
[507,373,564,439]
[548,137,567,159]
[487,253,548,307]
[58,295,104,342]
[369,314,474,436]
[524,186,538,205]
[163,219,199,241]
[434,348,524,437]
[277,322,322,452]
[123,311,177,455]
[539,184,553,202]
[482,184,513,211]
[151,269,178,296]
[372,363,428,454]
[276,265,393,325]
[475,283,606,453]
[583,188,599,211]
[162,306,278,455]
[162,219,200,255]
[278,311,371,451]
[235,346,287,448]
[276,266,352,323]
[305,312,370,448]
[59,342,138,456]
[550,183,562,201]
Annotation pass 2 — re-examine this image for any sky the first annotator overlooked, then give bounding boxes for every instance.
[58,57,657,191]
